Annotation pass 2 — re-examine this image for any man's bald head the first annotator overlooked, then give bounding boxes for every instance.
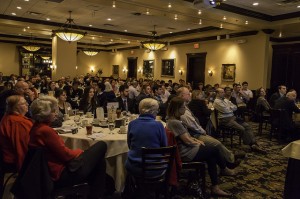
[15,81,29,96]
[177,87,190,102]
[216,88,225,98]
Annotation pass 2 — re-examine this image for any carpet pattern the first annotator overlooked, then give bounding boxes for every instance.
[211,122,288,199]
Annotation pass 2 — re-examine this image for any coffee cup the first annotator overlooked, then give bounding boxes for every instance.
[86,124,93,135]
[86,112,93,118]
[119,126,127,134]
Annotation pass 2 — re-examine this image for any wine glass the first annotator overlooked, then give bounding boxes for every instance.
[108,122,115,134]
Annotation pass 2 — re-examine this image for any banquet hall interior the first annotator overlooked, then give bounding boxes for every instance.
[1,0,300,198]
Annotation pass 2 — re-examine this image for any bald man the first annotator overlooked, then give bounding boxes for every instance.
[214,88,265,153]
[274,91,300,139]
[177,87,239,166]
[0,81,34,120]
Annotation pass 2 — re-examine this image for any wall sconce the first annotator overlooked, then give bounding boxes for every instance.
[50,65,56,71]
[208,70,213,76]
[138,68,143,74]
[90,66,95,73]
[122,68,128,73]
[178,69,183,75]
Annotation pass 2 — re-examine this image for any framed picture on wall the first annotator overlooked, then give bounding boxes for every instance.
[221,64,236,82]
[161,59,175,77]
[112,65,119,76]
[143,60,154,79]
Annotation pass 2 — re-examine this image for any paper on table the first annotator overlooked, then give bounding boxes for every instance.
[87,133,107,139]
[54,125,77,134]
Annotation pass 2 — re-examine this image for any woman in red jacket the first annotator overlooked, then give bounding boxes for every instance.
[29,96,107,199]
[0,95,33,171]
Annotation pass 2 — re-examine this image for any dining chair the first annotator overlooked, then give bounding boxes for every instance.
[11,147,89,199]
[255,104,270,135]
[0,152,17,199]
[127,146,176,199]
[214,110,241,148]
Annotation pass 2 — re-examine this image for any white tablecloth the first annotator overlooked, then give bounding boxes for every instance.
[282,140,300,160]
[60,118,128,192]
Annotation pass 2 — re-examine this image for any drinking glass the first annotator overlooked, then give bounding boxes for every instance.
[74,115,81,127]
[108,122,115,134]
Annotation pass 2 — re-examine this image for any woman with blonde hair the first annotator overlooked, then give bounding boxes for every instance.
[29,96,107,199]
[0,95,33,170]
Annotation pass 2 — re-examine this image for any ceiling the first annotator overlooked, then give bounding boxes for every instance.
[1,0,300,51]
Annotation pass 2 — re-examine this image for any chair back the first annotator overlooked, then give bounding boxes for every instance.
[141,146,176,185]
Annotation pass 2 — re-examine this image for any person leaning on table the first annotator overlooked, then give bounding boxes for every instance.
[28,96,107,199]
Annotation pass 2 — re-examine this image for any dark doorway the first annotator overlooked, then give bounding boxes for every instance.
[127,57,137,79]
[186,53,207,89]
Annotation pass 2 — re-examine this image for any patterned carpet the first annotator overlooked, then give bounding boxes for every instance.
[208,122,288,199]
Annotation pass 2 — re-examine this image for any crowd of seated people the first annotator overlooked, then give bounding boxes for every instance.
[1,71,300,197]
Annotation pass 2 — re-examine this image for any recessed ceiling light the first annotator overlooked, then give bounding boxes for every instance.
[279,32,282,38]
[187,28,190,30]
[174,14,178,20]
[223,16,227,20]
[110,39,113,42]
[220,23,223,28]
[198,10,202,15]
[23,28,26,31]
[107,18,112,21]
[46,18,50,21]
[146,9,150,15]
[199,19,202,25]
[11,13,16,15]
[297,5,300,8]
[124,30,127,32]
[89,24,93,27]
[127,41,130,44]
[17,6,22,9]
[27,26,30,29]
[245,20,249,25]
[169,32,173,34]
[168,3,172,8]
[112,1,116,8]
[24,0,29,1]
[253,2,259,6]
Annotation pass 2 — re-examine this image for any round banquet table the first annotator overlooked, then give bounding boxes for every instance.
[59,117,128,192]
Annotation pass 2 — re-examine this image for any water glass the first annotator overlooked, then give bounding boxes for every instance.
[108,122,115,134]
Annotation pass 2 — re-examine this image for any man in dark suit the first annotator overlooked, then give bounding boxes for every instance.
[274,91,300,133]
[116,85,134,113]
[269,85,287,107]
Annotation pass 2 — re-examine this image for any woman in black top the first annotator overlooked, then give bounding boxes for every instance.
[79,86,98,114]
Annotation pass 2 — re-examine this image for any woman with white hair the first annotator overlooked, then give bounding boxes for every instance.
[125,98,167,177]
[103,81,116,102]
[29,96,107,199]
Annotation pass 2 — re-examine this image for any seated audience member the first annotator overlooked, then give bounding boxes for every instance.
[256,87,271,111]
[241,81,253,101]
[116,85,135,113]
[231,83,248,116]
[177,87,238,167]
[214,88,265,153]
[2,81,14,92]
[65,81,83,109]
[103,82,116,102]
[160,85,170,103]
[0,81,34,121]
[135,84,152,112]
[274,91,300,139]
[55,89,73,115]
[188,90,212,128]
[0,95,33,171]
[29,96,107,199]
[95,82,107,108]
[166,97,234,197]
[152,84,166,118]
[224,87,237,105]
[126,98,167,192]
[269,85,287,108]
[128,81,139,99]
[79,86,98,114]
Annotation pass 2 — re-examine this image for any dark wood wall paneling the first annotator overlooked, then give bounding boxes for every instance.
[271,44,300,94]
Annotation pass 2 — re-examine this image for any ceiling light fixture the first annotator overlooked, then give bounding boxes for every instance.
[146,9,150,15]
[223,16,227,20]
[83,40,99,56]
[199,19,202,25]
[11,13,16,15]
[253,2,259,6]
[141,25,167,51]
[198,10,202,15]
[174,14,178,20]
[220,23,223,28]
[112,1,116,8]
[245,20,249,25]
[22,34,40,52]
[53,11,86,42]
[168,3,172,8]
[17,7,22,9]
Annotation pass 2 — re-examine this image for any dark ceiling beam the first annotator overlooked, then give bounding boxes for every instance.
[215,3,300,22]
[160,26,220,38]
[270,37,300,42]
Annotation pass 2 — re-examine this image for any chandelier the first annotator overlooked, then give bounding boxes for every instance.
[53,11,86,42]
[83,49,99,56]
[22,34,40,52]
[141,25,167,51]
